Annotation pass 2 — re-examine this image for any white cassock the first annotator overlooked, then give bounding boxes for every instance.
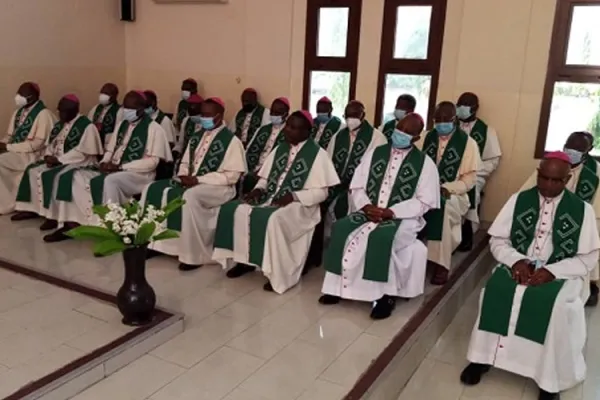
[466,191,600,393]
[56,120,172,226]
[0,103,55,214]
[321,147,440,300]
[420,133,481,270]
[462,119,501,228]
[151,111,176,144]
[314,120,345,145]
[228,108,271,145]
[88,104,124,147]
[325,126,388,234]
[145,125,246,265]
[173,116,201,155]
[520,160,600,288]
[213,140,340,294]
[15,116,103,218]
[245,123,285,174]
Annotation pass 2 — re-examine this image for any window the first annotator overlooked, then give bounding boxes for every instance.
[536,0,600,157]
[374,0,447,127]
[303,0,362,118]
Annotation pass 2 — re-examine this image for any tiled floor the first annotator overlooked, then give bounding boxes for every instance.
[0,216,475,399]
[0,268,134,399]
[398,279,600,400]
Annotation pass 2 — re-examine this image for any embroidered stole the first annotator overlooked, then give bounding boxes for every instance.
[234,105,266,145]
[311,117,342,148]
[10,101,47,144]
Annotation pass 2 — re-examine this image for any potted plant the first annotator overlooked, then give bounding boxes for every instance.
[67,197,184,326]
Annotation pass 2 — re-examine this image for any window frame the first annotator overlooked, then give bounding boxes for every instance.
[535,0,600,158]
[373,0,447,127]
[302,0,363,111]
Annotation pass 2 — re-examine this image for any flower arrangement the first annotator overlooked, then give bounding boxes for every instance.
[67,197,185,257]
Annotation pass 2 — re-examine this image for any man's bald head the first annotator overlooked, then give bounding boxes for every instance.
[397,113,424,137]
[344,100,365,119]
[433,101,456,123]
[537,157,571,198]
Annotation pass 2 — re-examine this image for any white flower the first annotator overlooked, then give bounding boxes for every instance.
[123,237,132,244]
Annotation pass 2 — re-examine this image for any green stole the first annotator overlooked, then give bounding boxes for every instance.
[311,117,342,149]
[92,103,120,143]
[325,145,425,282]
[234,105,266,145]
[243,124,284,194]
[16,116,91,208]
[466,119,488,209]
[176,100,189,126]
[422,129,468,241]
[214,140,321,267]
[329,121,375,218]
[144,127,235,231]
[55,117,151,206]
[10,101,47,144]
[478,188,584,345]
[382,119,397,141]
[572,157,600,203]
[154,110,166,125]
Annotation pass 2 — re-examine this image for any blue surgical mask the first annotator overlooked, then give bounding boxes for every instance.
[435,122,455,136]
[316,113,330,123]
[456,105,472,120]
[564,148,584,165]
[190,115,203,124]
[394,109,407,121]
[144,107,154,116]
[123,108,138,122]
[200,117,216,130]
[391,129,413,149]
[270,115,284,126]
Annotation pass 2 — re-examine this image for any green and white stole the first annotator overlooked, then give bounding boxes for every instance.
[176,100,189,126]
[10,101,47,144]
[144,127,235,231]
[154,110,166,125]
[329,121,375,218]
[214,140,321,267]
[478,188,584,345]
[92,103,120,143]
[574,158,600,203]
[245,124,285,173]
[423,129,468,240]
[311,117,342,148]
[382,119,397,141]
[234,105,266,145]
[16,116,91,208]
[325,145,425,282]
[465,119,488,209]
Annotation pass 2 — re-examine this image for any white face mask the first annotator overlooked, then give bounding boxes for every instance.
[345,117,362,131]
[123,108,139,122]
[15,94,28,107]
[181,90,191,100]
[98,93,111,105]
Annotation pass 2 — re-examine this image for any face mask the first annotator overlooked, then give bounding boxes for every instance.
[456,105,472,120]
[181,90,191,100]
[270,115,284,126]
[200,117,216,130]
[316,113,330,123]
[99,94,111,105]
[346,117,362,131]
[144,107,154,116]
[123,108,139,122]
[394,109,407,121]
[564,148,584,165]
[15,94,27,107]
[391,129,413,149]
[435,122,455,136]
[242,103,255,113]
[190,115,203,124]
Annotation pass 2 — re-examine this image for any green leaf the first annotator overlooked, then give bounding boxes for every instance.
[92,239,128,257]
[161,197,185,220]
[124,200,140,219]
[135,222,156,245]
[66,226,120,241]
[153,230,180,241]
[92,204,110,219]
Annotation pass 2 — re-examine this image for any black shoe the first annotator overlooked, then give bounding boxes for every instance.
[43,227,72,243]
[538,389,560,400]
[318,294,341,305]
[370,295,396,320]
[146,249,162,260]
[39,219,58,231]
[459,363,491,385]
[178,263,201,272]
[586,283,599,307]
[226,263,256,278]
[11,211,38,221]
[457,221,473,252]
[263,281,274,292]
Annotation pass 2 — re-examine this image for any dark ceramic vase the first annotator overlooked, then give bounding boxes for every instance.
[117,246,156,326]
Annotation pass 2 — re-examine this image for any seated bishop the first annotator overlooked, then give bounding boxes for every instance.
[12,95,102,231]
[0,82,55,215]
[422,101,481,285]
[88,83,123,146]
[173,94,203,161]
[213,110,340,294]
[460,152,600,400]
[240,97,290,194]
[312,96,344,149]
[142,97,246,271]
[144,90,176,146]
[520,131,600,306]
[378,94,417,141]
[229,88,270,147]
[43,90,172,242]
[320,113,440,320]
